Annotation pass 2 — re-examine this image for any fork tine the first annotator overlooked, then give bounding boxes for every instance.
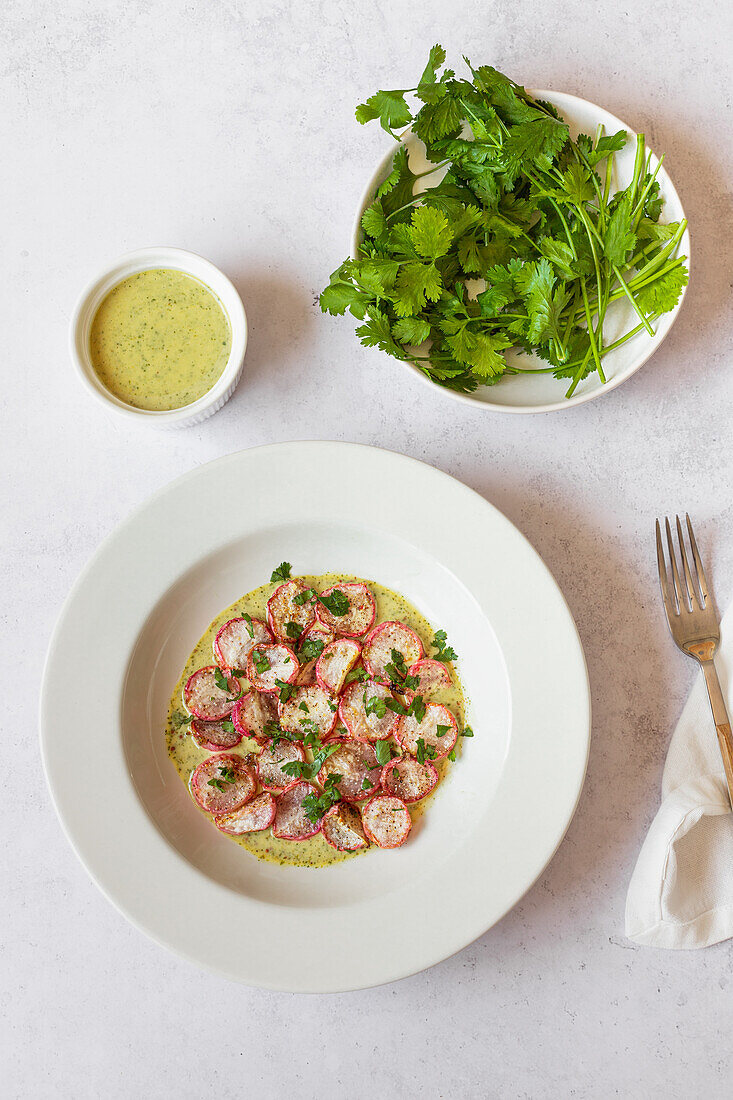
[656,518,677,620]
[665,516,687,611]
[675,514,700,609]
[686,513,710,607]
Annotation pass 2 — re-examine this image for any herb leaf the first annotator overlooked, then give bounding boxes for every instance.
[431,630,458,663]
[318,589,349,617]
[270,562,292,583]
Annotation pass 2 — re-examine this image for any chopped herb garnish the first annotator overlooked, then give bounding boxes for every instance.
[275,679,295,704]
[409,694,426,723]
[241,612,254,638]
[374,739,392,765]
[361,777,374,791]
[386,697,407,716]
[271,562,292,583]
[299,636,326,662]
[364,691,387,719]
[436,724,451,738]
[285,621,303,640]
[171,710,193,729]
[232,668,247,678]
[403,674,419,691]
[415,737,436,764]
[448,749,457,762]
[328,700,338,712]
[213,667,230,692]
[207,764,237,791]
[293,587,316,606]
[392,766,400,781]
[318,589,349,617]
[220,719,236,733]
[432,630,457,663]
[461,726,474,738]
[344,666,368,686]
[299,700,310,713]
[252,649,270,675]
[302,774,342,823]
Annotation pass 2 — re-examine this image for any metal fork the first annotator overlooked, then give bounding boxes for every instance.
[656,514,733,808]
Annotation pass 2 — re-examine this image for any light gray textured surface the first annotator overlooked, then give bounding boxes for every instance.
[2,1,733,1096]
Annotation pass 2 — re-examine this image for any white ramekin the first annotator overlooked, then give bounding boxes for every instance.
[69,247,247,428]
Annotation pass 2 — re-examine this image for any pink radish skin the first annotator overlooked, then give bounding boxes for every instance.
[296,626,335,686]
[213,617,272,672]
[361,794,412,848]
[190,754,257,815]
[232,691,277,744]
[338,679,399,742]
[257,739,306,791]
[316,638,361,695]
[215,791,277,835]
[246,643,298,693]
[315,583,376,637]
[279,684,338,739]
[395,703,458,760]
[267,580,316,642]
[184,666,240,721]
[191,717,243,752]
[322,803,369,851]
[317,740,380,802]
[362,622,424,685]
[408,658,452,694]
[272,782,323,840]
[381,757,438,803]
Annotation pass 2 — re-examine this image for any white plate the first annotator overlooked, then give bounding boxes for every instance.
[40,442,590,991]
[352,92,690,413]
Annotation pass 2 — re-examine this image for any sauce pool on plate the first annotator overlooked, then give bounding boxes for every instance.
[89,267,231,411]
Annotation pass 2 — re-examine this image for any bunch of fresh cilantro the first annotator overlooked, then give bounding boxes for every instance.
[320,46,688,397]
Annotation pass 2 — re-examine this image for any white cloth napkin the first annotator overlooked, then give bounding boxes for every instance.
[626,604,733,948]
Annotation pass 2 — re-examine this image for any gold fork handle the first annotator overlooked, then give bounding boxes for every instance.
[701,660,733,809]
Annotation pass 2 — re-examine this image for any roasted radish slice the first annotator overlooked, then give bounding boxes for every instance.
[339,679,399,741]
[395,703,458,760]
[361,794,412,848]
[362,622,423,685]
[232,691,277,744]
[317,740,379,801]
[184,666,240,720]
[322,803,368,851]
[257,739,306,791]
[190,754,257,815]
[267,580,316,642]
[315,582,376,637]
[215,791,276,835]
[246,643,298,693]
[272,781,322,840]
[296,626,335,686]
[213,616,272,671]
[381,756,438,803]
[279,685,338,739]
[191,717,243,752]
[316,638,361,695]
[408,658,452,694]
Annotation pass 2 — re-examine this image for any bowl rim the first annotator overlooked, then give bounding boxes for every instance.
[69,246,248,425]
[350,89,691,415]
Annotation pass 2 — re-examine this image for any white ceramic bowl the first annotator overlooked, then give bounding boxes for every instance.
[69,247,247,428]
[351,92,690,414]
[41,441,590,991]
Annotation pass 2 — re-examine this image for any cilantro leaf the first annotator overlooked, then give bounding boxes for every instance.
[407,206,454,260]
[270,562,292,583]
[432,630,458,662]
[318,589,349,617]
[374,739,392,765]
[355,90,412,134]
